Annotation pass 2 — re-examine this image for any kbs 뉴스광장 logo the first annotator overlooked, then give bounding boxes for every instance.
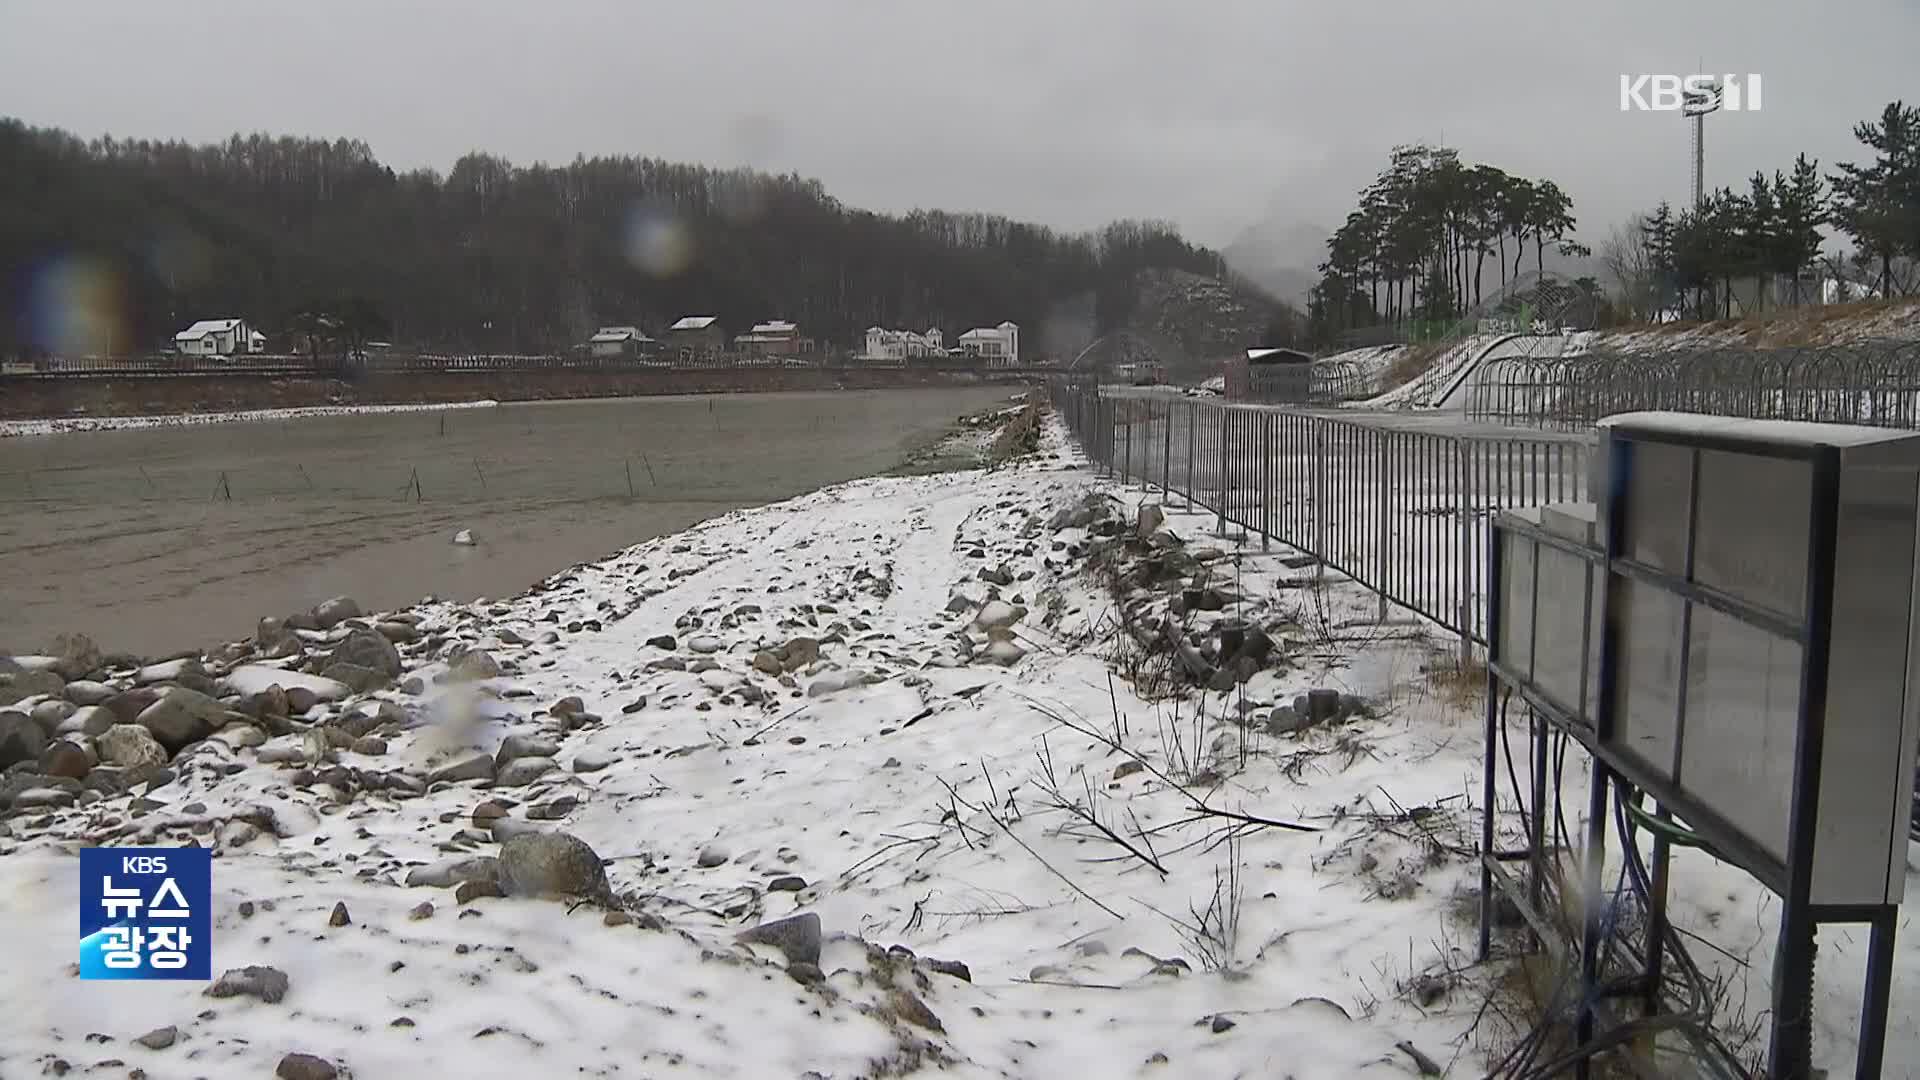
[79,847,212,980]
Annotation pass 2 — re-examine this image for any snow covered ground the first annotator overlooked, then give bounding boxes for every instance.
[0,416,1910,1077]
[0,399,500,438]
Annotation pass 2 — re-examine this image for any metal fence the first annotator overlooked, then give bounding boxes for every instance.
[1053,382,1593,644]
[1466,341,1920,431]
[1309,355,1392,402]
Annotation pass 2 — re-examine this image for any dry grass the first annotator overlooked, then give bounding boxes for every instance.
[1624,296,1920,348]
[1383,341,1453,390]
[1422,650,1488,708]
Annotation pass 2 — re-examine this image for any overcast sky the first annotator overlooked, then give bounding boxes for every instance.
[2,0,1914,261]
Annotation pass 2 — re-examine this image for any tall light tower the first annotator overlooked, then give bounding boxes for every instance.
[1684,77,1723,209]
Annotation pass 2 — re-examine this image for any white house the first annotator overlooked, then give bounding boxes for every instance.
[958,321,1019,367]
[863,326,944,361]
[586,326,654,357]
[174,318,263,357]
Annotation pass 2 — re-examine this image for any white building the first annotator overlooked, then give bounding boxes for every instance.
[862,326,944,361]
[958,321,1019,367]
[586,326,654,357]
[174,318,263,357]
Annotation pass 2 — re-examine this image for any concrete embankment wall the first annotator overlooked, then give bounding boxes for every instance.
[0,366,1037,421]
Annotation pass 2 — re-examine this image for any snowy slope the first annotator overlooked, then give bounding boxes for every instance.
[1358,335,1513,411]
[1,418,1908,1077]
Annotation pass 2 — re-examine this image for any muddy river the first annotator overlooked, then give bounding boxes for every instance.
[0,387,1017,655]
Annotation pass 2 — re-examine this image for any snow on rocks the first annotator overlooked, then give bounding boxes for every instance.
[0,415,1774,1076]
[222,664,352,702]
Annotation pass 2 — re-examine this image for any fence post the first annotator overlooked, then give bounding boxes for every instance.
[1377,432,1390,623]
[1313,422,1328,579]
[1162,398,1172,497]
[1259,414,1271,550]
[1457,439,1473,667]
[1216,405,1228,537]
[1185,403,1197,508]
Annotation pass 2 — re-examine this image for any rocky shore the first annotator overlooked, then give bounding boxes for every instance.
[0,414,1493,1078]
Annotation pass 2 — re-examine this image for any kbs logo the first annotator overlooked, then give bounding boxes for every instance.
[79,847,212,980]
[1620,74,1763,113]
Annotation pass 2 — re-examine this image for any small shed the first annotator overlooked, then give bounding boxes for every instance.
[587,326,654,358]
[665,316,726,355]
[1224,347,1314,403]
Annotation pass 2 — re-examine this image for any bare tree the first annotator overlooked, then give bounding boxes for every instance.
[1601,214,1660,322]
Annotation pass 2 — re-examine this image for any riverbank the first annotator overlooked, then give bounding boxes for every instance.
[0,415,1502,1077]
[0,399,501,438]
[0,387,1017,656]
[0,416,1903,1076]
[0,364,1035,422]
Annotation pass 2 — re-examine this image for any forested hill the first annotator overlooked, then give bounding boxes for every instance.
[0,118,1265,358]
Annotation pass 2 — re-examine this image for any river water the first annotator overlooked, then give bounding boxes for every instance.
[0,387,1017,656]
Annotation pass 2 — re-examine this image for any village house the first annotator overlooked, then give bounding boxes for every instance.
[862,327,944,362]
[664,316,726,355]
[173,318,264,357]
[585,326,656,358]
[734,320,807,359]
[958,321,1019,367]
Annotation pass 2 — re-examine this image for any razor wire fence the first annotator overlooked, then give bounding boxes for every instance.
[1465,340,1920,431]
[1052,382,1594,646]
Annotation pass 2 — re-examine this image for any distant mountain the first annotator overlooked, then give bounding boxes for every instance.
[1222,220,1329,306]
[0,117,1233,357]
[1051,269,1292,381]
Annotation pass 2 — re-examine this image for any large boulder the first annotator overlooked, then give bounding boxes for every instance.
[447,647,501,682]
[320,663,389,694]
[238,685,291,721]
[28,699,77,736]
[0,772,81,810]
[101,687,162,725]
[40,738,95,780]
[0,669,65,707]
[496,832,612,902]
[780,637,821,672]
[1136,503,1165,536]
[427,753,496,785]
[136,688,230,752]
[98,724,169,769]
[494,734,558,768]
[495,757,557,787]
[67,705,116,737]
[313,596,363,629]
[970,601,1026,633]
[0,711,48,769]
[63,680,115,706]
[404,855,501,889]
[327,630,400,679]
[737,912,823,967]
[135,657,204,685]
[376,621,420,644]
